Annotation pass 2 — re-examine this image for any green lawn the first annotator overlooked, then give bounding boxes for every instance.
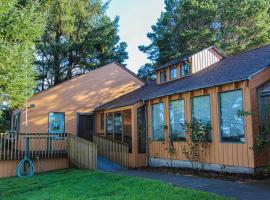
[0,169,230,200]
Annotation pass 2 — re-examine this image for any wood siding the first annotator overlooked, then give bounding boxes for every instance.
[147,81,255,168]
[0,158,69,178]
[191,47,223,74]
[249,66,270,167]
[18,63,144,135]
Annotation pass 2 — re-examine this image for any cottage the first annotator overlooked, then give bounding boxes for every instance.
[12,45,270,173]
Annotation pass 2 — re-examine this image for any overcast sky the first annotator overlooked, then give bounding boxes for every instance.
[107,0,165,73]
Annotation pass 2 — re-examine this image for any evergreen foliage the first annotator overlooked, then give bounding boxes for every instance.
[0,0,45,108]
[137,63,156,81]
[139,0,270,66]
[35,0,128,91]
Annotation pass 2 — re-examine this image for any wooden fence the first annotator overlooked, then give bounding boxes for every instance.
[93,135,129,168]
[0,132,67,161]
[67,134,97,170]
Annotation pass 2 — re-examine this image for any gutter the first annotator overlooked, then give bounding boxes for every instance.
[248,65,270,79]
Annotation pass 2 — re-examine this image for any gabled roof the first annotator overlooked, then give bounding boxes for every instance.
[96,45,270,111]
[34,61,144,96]
[155,46,225,71]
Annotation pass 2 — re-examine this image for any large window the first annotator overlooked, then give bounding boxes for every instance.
[191,95,211,139]
[137,106,146,153]
[169,100,185,141]
[106,113,113,138]
[219,90,245,143]
[170,66,177,80]
[160,70,167,83]
[180,62,190,77]
[258,82,270,139]
[152,103,165,141]
[114,112,122,141]
[48,112,65,134]
[123,110,132,153]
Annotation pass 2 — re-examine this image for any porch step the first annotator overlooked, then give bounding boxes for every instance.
[97,156,123,172]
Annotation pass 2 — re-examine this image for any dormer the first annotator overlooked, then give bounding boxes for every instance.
[156,46,225,84]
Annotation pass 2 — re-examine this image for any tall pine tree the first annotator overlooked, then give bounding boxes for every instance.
[35,0,128,91]
[139,0,270,67]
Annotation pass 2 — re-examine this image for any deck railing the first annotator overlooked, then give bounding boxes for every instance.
[67,134,97,170]
[93,134,129,168]
[0,132,67,161]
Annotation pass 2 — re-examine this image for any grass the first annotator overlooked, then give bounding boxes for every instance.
[0,169,230,200]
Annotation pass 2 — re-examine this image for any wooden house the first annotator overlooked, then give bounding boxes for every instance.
[12,45,270,173]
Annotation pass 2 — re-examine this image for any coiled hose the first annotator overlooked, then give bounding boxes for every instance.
[16,156,34,178]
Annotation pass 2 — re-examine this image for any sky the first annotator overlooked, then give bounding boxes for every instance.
[107,0,165,73]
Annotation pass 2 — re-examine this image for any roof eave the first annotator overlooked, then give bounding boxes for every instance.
[142,78,248,101]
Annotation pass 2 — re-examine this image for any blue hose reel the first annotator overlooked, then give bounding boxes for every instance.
[16,135,34,178]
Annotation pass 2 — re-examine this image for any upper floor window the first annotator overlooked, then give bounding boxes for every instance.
[191,95,211,140]
[219,90,245,143]
[160,70,167,83]
[48,112,65,134]
[152,103,165,141]
[180,62,190,77]
[169,99,185,141]
[170,66,177,80]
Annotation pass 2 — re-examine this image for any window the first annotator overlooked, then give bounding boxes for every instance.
[48,112,65,134]
[137,106,146,153]
[100,113,104,130]
[160,70,167,83]
[169,100,185,141]
[258,82,270,140]
[123,110,132,153]
[106,113,113,138]
[12,111,21,133]
[170,66,177,80]
[180,62,190,77]
[191,95,211,139]
[219,90,245,143]
[114,112,122,141]
[152,103,165,141]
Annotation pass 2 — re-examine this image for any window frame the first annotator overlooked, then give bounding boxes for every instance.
[169,66,177,80]
[190,95,212,141]
[11,110,21,133]
[218,89,245,143]
[151,102,165,141]
[106,113,114,137]
[48,112,65,134]
[100,113,104,130]
[113,112,123,141]
[180,62,190,77]
[160,69,167,83]
[137,106,147,153]
[169,99,186,142]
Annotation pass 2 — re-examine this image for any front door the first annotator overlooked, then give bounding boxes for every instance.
[77,113,95,141]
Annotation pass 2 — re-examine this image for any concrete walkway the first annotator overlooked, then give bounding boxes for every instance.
[97,156,122,172]
[116,170,270,200]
